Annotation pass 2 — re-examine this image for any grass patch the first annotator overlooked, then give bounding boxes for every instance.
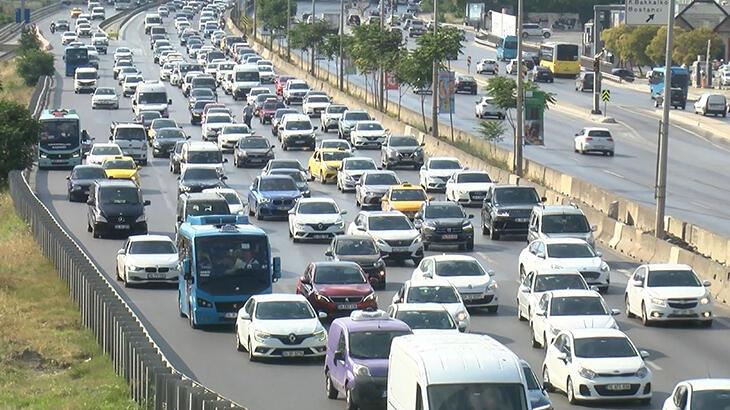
[0,0,53,24]
[0,59,34,105]
[0,192,138,410]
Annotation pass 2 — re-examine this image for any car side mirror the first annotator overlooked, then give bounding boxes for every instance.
[223,158,228,163]
[66,176,70,180]
[221,175,228,180]
[640,350,650,359]
[272,256,281,282]
[168,99,172,105]
[541,196,547,203]
[590,225,598,232]
[117,248,125,255]
[422,271,433,279]
[239,312,251,320]
[535,309,546,317]
[610,308,621,316]
[340,210,347,215]
[519,285,531,293]
[595,250,603,257]
[556,352,568,362]
[488,270,495,276]
[334,350,345,362]
[467,214,474,219]
[143,200,151,206]
[457,321,467,332]
[324,249,333,257]
[182,258,192,280]
[318,311,328,320]
[87,198,94,205]
[632,279,643,287]
[703,280,711,287]
[536,251,545,259]
[132,100,137,105]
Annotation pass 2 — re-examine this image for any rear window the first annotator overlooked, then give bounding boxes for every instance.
[587,130,612,138]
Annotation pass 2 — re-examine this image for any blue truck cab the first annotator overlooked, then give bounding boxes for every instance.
[496,35,518,61]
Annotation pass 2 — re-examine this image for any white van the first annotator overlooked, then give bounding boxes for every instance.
[693,92,727,117]
[388,334,531,410]
[133,81,172,117]
[179,141,226,175]
[74,67,98,93]
[143,13,163,34]
[229,64,260,100]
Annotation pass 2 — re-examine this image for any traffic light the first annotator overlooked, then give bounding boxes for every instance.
[593,57,600,72]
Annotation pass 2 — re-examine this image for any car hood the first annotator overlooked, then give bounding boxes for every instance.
[260,190,301,199]
[305,102,330,108]
[314,283,373,296]
[71,178,102,187]
[106,170,138,179]
[423,217,467,227]
[238,147,271,154]
[93,95,117,101]
[181,178,222,187]
[391,201,423,212]
[340,119,363,128]
[648,286,707,299]
[549,315,617,331]
[450,182,494,192]
[255,318,323,336]
[126,254,179,266]
[438,275,491,292]
[361,184,391,194]
[99,203,144,217]
[493,204,536,213]
[335,254,381,265]
[343,169,372,178]
[576,356,645,375]
[138,103,168,112]
[547,257,602,270]
[369,230,418,241]
[294,214,342,224]
[353,129,386,137]
[424,169,459,178]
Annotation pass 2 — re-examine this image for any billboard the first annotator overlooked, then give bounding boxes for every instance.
[490,10,516,38]
[385,71,399,90]
[437,70,455,114]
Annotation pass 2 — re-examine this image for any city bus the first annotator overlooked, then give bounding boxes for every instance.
[177,215,282,328]
[539,42,580,76]
[648,66,689,100]
[64,46,90,77]
[38,109,84,169]
[496,35,518,61]
[114,0,133,10]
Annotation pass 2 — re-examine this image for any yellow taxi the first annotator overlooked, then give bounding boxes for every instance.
[70,7,82,18]
[307,148,352,184]
[381,183,428,219]
[101,156,140,185]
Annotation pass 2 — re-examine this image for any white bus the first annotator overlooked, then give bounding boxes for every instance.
[114,0,133,10]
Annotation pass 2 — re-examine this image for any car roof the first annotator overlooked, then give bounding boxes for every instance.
[394,303,451,313]
[180,192,226,201]
[333,314,411,332]
[94,179,138,188]
[424,254,478,262]
[360,210,406,218]
[684,378,730,391]
[128,234,173,242]
[545,289,602,298]
[185,141,219,151]
[297,197,336,204]
[534,204,584,215]
[540,237,591,245]
[644,263,693,271]
[427,156,460,161]
[251,293,309,303]
[405,277,457,288]
[584,127,611,132]
[91,143,121,149]
[425,200,459,207]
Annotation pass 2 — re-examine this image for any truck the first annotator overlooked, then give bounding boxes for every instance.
[464,3,485,28]
[320,12,340,31]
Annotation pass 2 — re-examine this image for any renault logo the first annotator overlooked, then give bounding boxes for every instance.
[288,333,297,343]
[317,223,324,230]
[345,298,350,302]
[118,216,124,222]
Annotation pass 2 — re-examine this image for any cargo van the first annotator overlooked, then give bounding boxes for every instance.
[179,140,226,175]
[74,67,98,93]
[229,64,260,100]
[109,123,148,165]
[387,334,531,410]
[133,81,172,117]
[144,13,163,34]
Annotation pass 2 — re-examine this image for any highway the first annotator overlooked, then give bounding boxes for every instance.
[33,4,730,410]
[297,2,730,239]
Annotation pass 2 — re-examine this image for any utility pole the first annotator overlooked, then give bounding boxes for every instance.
[252,0,257,41]
[286,0,291,59]
[430,0,439,139]
[654,0,676,239]
[310,0,316,74]
[514,0,524,175]
[705,39,711,88]
[379,0,385,111]
[339,0,345,90]
[591,8,602,114]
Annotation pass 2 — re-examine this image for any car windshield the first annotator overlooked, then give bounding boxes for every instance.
[99,187,140,204]
[647,269,701,287]
[542,214,590,234]
[320,141,349,150]
[574,336,637,358]
[290,83,309,90]
[270,161,301,170]
[424,204,464,219]
[256,94,276,103]
[285,121,312,131]
[216,192,240,205]
[206,115,231,124]
[73,167,106,179]
[348,330,411,360]
[138,92,168,104]
[406,286,460,303]
[691,390,730,410]
[327,105,347,113]
[255,301,315,320]
[129,240,176,254]
[587,129,612,138]
[103,160,135,170]
[533,275,586,292]
[458,76,475,82]
[115,128,146,141]
[259,178,297,191]
[187,151,221,163]
[91,146,121,156]
[428,383,527,410]
[157,129,185,139]
[263,101,282,110]
[270,170,304,182]
[298,202,338,214]
[494,187,540,205]
[307,96,329,103]
[546,243,595,258]
[395,310,455,330]
[76,71,96,79]
[186,200,230,217]
[275,109,297,119]
[550,296,607,316]
[364,173,398,185]
[182,168,218,180]
[139,112,161,122]
[344,160,376,170]
[95,88,115,95]
[239,138,269,148]
[193,101,213,110]
[344,112,370,121]
[357,123,383,131]
[429,159,461,169]
[313,265,365,284]
[369,215,411,230]
[335,238,377,255]
[522,365,541,390]
[192,89,215,98]
[435,260,485,277]
[152,119,176,129]
[390,189,426,201]
[322,151,351,161]
[458,173,491,183]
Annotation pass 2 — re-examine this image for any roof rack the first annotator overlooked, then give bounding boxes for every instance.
[187,214,249,227]
[350,309,389,321]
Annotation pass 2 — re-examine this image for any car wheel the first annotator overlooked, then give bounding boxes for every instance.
[641,302,652,326]
[320,172,327,184]
[481,221,489,235]
[486,306,498,313]
[188,301,199,329]
[256,207,264,221]
[92,224,100,238]
[542,366,554,392]
[325,372,338,399]
[345,386,358,410]
[567,377,578,404]
[489,227,500,240]
[123,269,130,288]
[247,338,257,361]
[531,328,540,348]
[235,327,244,352]
[517,301,525,321]
[115,265,122,281]
[465,240,474,251]
[625,295,635,318]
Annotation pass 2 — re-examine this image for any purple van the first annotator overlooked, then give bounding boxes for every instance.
[324,310,412,409]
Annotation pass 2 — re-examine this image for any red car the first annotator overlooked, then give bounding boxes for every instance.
[275,75,295,96]
[296,261,377,318]
[259,98,286,124]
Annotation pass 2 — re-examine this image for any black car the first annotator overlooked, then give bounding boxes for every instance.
[480,185,543,240]
[233,136,275,168]
[189,99,215,124]
[169,140,186,174]
[152,127,188,158]
[66,165,106,202]
[380,135,425,169]
[530,66,554,83]
[611,68,635,82]
[414,201,474,251]
[86,180,150,238]
[177,167,227,195]
[325,235,386,289]
[188,88,217,104]
[455,75,478,95]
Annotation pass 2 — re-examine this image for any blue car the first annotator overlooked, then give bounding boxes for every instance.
[247,175,302,220]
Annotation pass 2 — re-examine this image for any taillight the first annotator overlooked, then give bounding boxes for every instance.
[585,137,593,141]
[607,138,613,142]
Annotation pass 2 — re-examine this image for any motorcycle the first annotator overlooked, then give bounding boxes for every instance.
[50,23,56,34]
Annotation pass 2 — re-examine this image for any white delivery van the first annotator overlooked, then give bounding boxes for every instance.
[179,141,226,175]
[109,123,148,165]
[388,334,531,410]
[230,64,260,101]
[143,13,163,34]
[74,67,98,93]
[133,81,172,117]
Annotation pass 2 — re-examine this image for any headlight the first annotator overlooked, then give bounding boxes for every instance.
[462,221,473,230]
[72,152,80,158]
[294,222,305,229]
[375,259,385,268]
[313,329,327,342]
[259,197,270,204]
[152,141,161,148]
[127,265,143,271]
[336,220,345,228]
[487,281,498,291]
[550,326,561,335]
[578,367,596,380]
[700,296,711,305]
[353,363,370,377]
[253,330,271,342]
[495,211,510,217]
[635,366,649,378]
[375,238,388,247]
[411,236,422,245]
[136,214,146,222]
[196,297,213,308]
[96,213,108,222]
[456,310,468,321]
[421,222,436,230]
[363,293,377,302]
[650,297,666,307]
[601,262,610,272]
[315,294,332,303]
[40,153,48,159]
[179,185,191,192]
[344,174,354,181]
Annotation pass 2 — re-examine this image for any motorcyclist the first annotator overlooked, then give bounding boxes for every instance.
[50,21,56,34]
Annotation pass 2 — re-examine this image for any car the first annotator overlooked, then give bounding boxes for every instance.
[251,94,278,118]
[520,236,609,288]
[70,7,82,18]
[662,379,730,410]
[573,127,615,156]
[307,148,352,184]
[189,100,214,125]
[56,19,70,31]
[288,198,347,242]
[354,170,400,209]
[296,262,378,318]
[188,88,217,105]
[201,103,231,124]
[475,96,507,119]
[201,112,233,142]
[91,87,119,110]
[517,269,589,321]
[113,47,134,63]
[338,110,371,140]
[522,360,553,410]
[611,68,635,82]
[174,192,232,232]
[391,278,470,330]
[282,79,311,104]
[506,58,534,75]
[694,93,727,117]
[336,157,378,193]
[444,170,494,206]
[91,7,105,19]
[147,118,179,143]
[101,156,140,185]
[133,111,161,131]
[302,95,331,117]
[115,65,138,82]
[454,75,478,95]
[258,98,286,124]
[66,164,106,202]
[214,124,250,152]
[624,263,713,327]
[267,168,311,198]
[529,66,554,83]
[320,104,348,132]
[151,127,187,158]
[481,185,543,240]
[413,201,475,251]
[380,183,428,220]
[257,64,276,83]
[86,143,123,166]
[122,75,144,97]
[542,328,652,404]
[386,303,464,334]
[346,211,424,265]
[232,136,273,168]
[527,203,596,246]
[521,22,551,38]
[412,254,499,312]
[235,294,327,361]
[247,175,302,220]
[325,235,386,289]
[476,58,499,75]
[271,108,298,137]
[576,71,594,92]
[86,179,150,238]
[279,114,317,151]
[531,289,619,348]
[201,187,246,214]
[177,165,227,196]
[245,86,271,106]
[419,157,464,192]
[349,120,388,149]
[380,135,424,170]
[262,159,306,175]
[61,31,77,45]
[115,235,178,287]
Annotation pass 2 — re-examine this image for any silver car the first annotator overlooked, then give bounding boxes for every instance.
[91,87,119,110]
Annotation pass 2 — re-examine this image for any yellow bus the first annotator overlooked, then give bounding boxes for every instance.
[539,42,580,76]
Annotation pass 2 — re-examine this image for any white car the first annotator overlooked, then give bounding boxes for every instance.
[160,52,184,66]
[624,264,713,327]
[61,31,77,45]
[475,96,506,119]
[86,143,123,165]
[201,113,233,141]
[122,74,144,97]
[386,303,464,334]
[355,170,401,209]
[521,23,551,38]
[321,104,348,132]
[663,378,730,410]
[159,63,175,81]
[235,294,328,360]
[91,87,119,110]
[391,278,471,331]
[202,187,245,214]
[476,58,499,75]
[445,170,494,206]
[346,211,424,265]
[419,157,464,192]
[114,47,134,63]
[336,157,378,193]
[574,127,615,156]
[693,92,727,117]
[302,95,331,117]
[217,123,252,152]
[518,238,610,291]
[246,86,271,106]
[288,198,347,242]
[282,79,310,104]
[411,254,499,312]
[349,120,388,149]
[530,289,620,348]
[257,64,276,83]
[542,328,652,404]
[115,235,179,287]
[517,269,589,322]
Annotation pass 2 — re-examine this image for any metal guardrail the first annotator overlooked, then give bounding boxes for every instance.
[0,2,63,44]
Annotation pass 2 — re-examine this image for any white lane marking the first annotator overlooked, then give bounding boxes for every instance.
[690,201,712,210]
[645,360,663,371]
[603,170,626,180]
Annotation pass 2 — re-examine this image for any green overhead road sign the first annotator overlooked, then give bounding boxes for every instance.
[601,89,611,102]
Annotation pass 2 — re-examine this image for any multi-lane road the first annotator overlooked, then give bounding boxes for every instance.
[33,4,730,410]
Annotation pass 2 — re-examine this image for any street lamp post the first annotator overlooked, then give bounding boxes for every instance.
[339,0,344,90]
[514,0,524,175]
[287,0,291,59]
[430,0,439,139]
[379,0,385,111]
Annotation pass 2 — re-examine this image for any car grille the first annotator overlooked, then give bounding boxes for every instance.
[469,191,487,200]
[463,294,494,305]
[306,223,334,231]
[47,153,73,159]
[272,199,293,206]
[397,152,417,158]
[365,136,380,141]
[215,301,246,313]
[271,333,310,345]
[596,372,636,378]
[434,226,462,234]
[385,239,411,247]
[579,271,601,280]
[144,267,171,273]
[330,296,363,304]
[667,299,698,309]
[594,384,640,396]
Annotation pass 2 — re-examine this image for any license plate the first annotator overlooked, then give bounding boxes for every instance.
[462,294,481,300]
[607,384,632,391]
[312,234,329,239]
[442,234,458,240]
[278,205,290,210]
[114,224,130,230]
[282,350,304,357]
[52,160,67,164]
[674,309,694,314]
[148,273,165,279]
[223,312,237,319]
[472,195,484,200]
[515,218,529,223]
[337,304,357,310]
[392,247,409,252]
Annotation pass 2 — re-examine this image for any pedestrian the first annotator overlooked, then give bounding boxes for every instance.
[242,104,253,127]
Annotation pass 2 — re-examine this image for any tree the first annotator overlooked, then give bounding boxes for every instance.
[483,76,555,134]
[345,24,402,107]
[624,26,659,73]
[476,120,506,158]
[673,28,723,66]
[289,21,333,74]
[395,50,433,128]
[18,26,41,54]
[16,50,54,86]
[0,100,40,182]
[414,26,465,70]
[255,0,296,47]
